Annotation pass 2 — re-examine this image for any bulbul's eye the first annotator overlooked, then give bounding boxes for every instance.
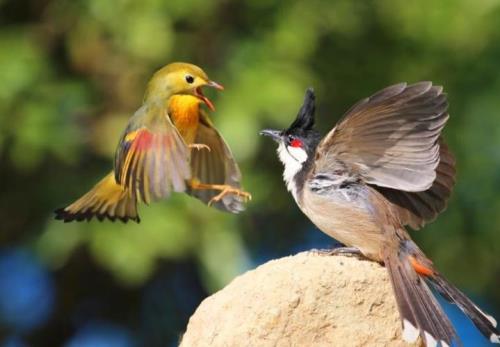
[288,135,303,148]
[185,75,194,84]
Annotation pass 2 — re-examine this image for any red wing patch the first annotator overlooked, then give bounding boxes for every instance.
[130,130,153,151]
[115,127,190,204]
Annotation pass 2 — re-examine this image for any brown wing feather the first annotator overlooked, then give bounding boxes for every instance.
[187,112,245,213]
[115,103,191,204]
[374,139,456,229]
[316,82,449,192]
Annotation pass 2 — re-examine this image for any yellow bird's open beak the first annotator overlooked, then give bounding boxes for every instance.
[195,80,224,111]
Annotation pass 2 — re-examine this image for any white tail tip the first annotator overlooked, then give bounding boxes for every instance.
[402,319,420,342]
[474,304,498,328]
[424,331,438,347]
[491,333,500,344]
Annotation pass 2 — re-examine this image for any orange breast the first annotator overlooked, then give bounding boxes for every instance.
[168,95,201,144]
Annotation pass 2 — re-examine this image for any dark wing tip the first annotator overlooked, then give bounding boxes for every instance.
[54,207,140,224]
[212,195,246,214]
[226,198,246,214]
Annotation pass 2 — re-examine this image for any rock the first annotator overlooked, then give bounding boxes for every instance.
[180,252,422,347]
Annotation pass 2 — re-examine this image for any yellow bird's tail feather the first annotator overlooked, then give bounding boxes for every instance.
[55,172,140,223]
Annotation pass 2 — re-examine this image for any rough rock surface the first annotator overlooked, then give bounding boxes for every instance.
[181,252,422,347]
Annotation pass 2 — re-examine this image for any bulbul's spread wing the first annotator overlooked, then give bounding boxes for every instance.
[313,82,455,228]
[374,139,455,229]
[187,110,245,213]
[115,102,191,204]
[316,82,448,191]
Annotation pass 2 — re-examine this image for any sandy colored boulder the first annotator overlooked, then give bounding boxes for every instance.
[181,252,422,347]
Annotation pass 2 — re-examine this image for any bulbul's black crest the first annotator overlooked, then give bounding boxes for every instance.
[287,88,316,132]
[282,88,321,154]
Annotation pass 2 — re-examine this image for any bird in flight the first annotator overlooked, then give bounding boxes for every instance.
[56,62,250,223]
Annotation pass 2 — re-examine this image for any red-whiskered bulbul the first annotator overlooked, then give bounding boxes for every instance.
[261,84,499,346]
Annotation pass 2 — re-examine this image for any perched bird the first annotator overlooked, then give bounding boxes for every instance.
[261,86,499,346]
[56,62,250,223]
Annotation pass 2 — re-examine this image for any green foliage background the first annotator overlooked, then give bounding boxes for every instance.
[1,0,500,345]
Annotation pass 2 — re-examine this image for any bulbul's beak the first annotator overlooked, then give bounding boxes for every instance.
[260,129,282,143]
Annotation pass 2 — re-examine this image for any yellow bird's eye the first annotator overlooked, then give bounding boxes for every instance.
[185,75,194,84]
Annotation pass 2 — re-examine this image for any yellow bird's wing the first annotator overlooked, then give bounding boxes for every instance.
[187,110,245,213]
[115,102,191,204]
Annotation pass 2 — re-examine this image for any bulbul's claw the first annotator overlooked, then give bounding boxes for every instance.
[310,247,363,257]
[189,143,211,151]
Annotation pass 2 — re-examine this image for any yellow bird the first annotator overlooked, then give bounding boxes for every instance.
[55,62,251,223]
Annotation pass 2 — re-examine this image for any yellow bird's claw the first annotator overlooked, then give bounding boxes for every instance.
[208,187,251,206]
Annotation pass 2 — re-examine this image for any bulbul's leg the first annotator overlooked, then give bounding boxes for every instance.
[189,179,252,205]
[188,144,211,151]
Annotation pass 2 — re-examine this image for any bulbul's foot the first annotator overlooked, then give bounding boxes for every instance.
[189,143,211,151]
[311,247,363,257]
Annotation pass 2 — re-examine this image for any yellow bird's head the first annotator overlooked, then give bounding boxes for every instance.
[144,62,224,111]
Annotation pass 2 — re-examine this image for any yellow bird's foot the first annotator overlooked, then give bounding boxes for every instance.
[189,180,252,205]
[189,143,211,151]
[208,185,252,206]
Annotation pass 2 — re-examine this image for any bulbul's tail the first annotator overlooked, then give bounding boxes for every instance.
[384,240,499,346]
[55,172,139,223]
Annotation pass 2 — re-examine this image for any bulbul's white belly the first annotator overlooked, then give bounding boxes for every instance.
[299,187,387,261]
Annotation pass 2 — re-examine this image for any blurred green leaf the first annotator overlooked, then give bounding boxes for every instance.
[0,29,47,102]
